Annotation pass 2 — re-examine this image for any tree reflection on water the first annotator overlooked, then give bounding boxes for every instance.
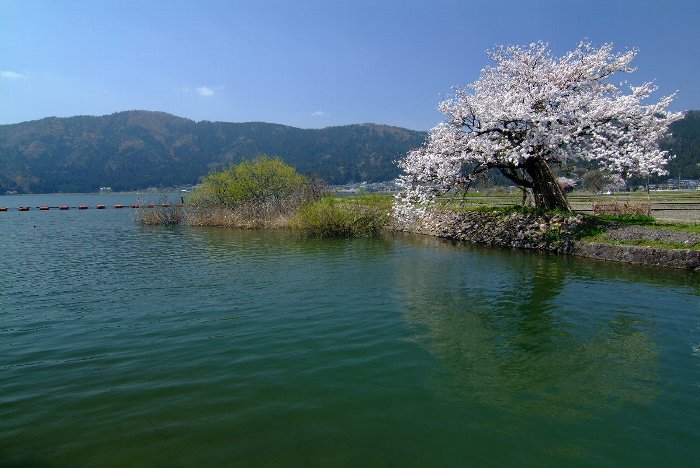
[400,245,660,421]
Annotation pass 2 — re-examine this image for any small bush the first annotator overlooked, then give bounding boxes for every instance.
[134,204,185,225]
[592,201,651,216]
[292,196,390,237]
[189,156,320,212]
[184,156,326,227]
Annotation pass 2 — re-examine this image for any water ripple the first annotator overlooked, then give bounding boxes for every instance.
[1,195,699,466]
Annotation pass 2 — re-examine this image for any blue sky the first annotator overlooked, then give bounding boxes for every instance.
[1,0,699,130]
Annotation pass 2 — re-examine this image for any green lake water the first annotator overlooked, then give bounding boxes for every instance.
[1,194,699,466]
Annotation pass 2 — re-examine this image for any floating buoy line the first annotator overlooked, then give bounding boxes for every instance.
[0,203,184,212]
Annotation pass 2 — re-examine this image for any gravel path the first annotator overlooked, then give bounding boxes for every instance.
[604,225,700,247]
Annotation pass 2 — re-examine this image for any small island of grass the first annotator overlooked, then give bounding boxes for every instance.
[135,156,390,238]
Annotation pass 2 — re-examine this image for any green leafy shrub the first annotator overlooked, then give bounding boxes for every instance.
[292,196,390,237]
[189,156,321,213]
[185,156,325,226]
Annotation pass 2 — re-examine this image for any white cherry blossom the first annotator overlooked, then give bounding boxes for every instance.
[395,41,682,220]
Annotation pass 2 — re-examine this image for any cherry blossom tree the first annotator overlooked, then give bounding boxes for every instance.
[395,41,682,218]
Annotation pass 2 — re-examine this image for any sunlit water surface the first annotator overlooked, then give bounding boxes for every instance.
[1,194,699,466]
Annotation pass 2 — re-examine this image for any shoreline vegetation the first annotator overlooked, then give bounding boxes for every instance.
[134,157,699,270]
[134,156,390,237]
[135,195,391,237]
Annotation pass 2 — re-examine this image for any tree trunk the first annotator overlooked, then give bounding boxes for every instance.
[524,156,571,212]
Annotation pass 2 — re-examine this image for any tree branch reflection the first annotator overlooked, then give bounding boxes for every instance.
[400,248,660,421]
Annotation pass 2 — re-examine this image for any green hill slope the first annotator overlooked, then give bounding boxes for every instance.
[664,110,700,180]
[2,109,697,194]
[0,111,427,193]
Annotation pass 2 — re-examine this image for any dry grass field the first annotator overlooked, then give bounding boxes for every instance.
[570,191,700,223]
[441,190,700,223]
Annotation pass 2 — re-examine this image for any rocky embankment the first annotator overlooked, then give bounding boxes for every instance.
[407,210,586,253]
[574,225,700,270]
[405,210,700,271]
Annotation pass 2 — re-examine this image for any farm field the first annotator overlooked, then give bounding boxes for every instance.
[441,190,700,223]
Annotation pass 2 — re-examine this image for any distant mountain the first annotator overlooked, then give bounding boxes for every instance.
[0,111,427,193]
[1,110,698,194]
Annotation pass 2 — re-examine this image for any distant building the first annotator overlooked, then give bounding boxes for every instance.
[557,177,577,193]
[665,179,699,190]
[99,187,112,193]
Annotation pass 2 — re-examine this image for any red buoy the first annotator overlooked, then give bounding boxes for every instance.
[79,205,89,210]
[96,204,106,209]
[161,203,170,208]
[131,204,140,208]
[147,204,155,208]
[18,206,29,211]
[59,205,70,210]
[39,206,50,211]
[0,207,7,212]
[114,204,124,209]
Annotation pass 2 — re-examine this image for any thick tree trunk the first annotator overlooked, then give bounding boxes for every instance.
[524,156,571,212]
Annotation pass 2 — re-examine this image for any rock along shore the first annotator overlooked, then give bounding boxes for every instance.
[403,210,700,271]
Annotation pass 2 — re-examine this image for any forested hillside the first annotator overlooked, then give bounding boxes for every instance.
[664,110,700,179]
[1,110,697,194]
[0,111,426,193]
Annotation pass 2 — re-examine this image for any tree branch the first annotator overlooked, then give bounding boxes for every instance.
[499,167,533,188]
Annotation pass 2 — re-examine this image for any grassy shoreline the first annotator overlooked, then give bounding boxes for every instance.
[137,191,700,251]
[135,193,393,238]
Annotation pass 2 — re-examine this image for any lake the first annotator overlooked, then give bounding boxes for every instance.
[1,193,699,466]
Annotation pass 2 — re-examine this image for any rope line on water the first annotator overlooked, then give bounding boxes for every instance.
[0,203,183,211]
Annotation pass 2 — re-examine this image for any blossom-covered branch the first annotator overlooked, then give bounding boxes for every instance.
[395,41,682,220]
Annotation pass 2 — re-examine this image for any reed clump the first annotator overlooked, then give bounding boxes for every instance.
[291,195,391,237]
[134,204,185,225]
[186,204,293,229]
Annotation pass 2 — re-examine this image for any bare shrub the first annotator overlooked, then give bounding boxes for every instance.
[134,203,185,225]
[593,201,651,216]
[186,205,292,229]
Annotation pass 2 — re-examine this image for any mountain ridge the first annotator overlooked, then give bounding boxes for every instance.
[1,110,698,194]
[0,110,427,193]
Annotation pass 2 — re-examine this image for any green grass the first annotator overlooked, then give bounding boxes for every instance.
[292,195,390,237]
[568,189,700,201]
[439,202,575,218]
[433,189,700,204]
[342,193,394,209]
[573,214,654,241]
[592,238,700,250]
[594,214,656,225]
[574,222,607,240]
[572,213,700,250]
[653,223,700,235]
